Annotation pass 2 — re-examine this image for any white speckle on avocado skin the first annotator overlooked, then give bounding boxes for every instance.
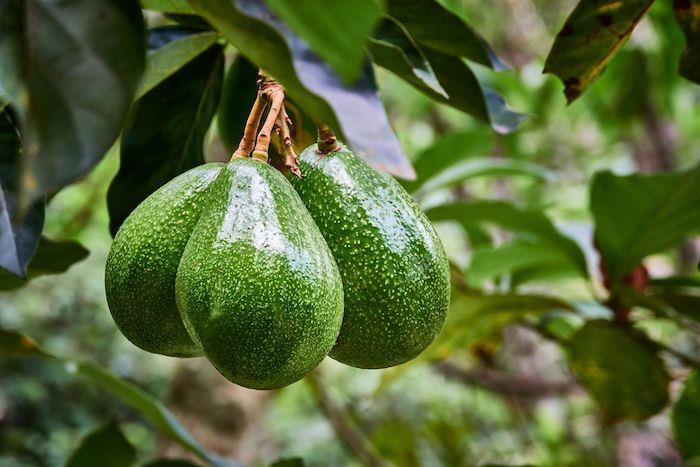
[291,144,451,369]
[105,163,225,357]
[176,158,344,390]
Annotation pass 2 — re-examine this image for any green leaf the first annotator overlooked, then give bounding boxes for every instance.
[65,421,136,467]
[188,0,414,179]
[414,157,555,196]
[0,236,89,290]
[674,0,700,84]
[401,129,493,193]
[140,0,196,14]
[544,0,654,102]
[590,165,700,282]
[137,29,220,99]
[368,17,447,97]
[385,0,503,69]
[566,320,669,421]
[426,201,589,278]
[0,327,238,467]
[269,459,306,467]
[0,0,146,204]
[143,460,202,467]
[217,56,260,152]
[649,291,700,322]
[107,38,223,235]
[264,0,382,83]
[673,370,700,461]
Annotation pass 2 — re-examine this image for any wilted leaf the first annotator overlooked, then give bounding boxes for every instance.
[673,370,700,461]
[188,0,414,178]
[544,0,654,102]
[65,421,136,467]
[108,37,223,235]
[385,0,504,69]
[590,165,700,282]
[567,320,669,421]
[137,28,220,99]
[0,0,145,205]
[264,0,382,82]
[674,0,700,84]
[217,56,260,152]
[426,201,589,278]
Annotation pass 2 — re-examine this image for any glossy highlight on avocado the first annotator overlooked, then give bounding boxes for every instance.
[176,157,344,389]
[291,144,451,369]
[105,163,224,357]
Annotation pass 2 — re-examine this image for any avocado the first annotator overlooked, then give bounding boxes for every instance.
[105,163,224,357]
[290,144,450,368]
[176,157,344,389]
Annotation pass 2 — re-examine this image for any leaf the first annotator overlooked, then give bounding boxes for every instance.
[187,0,414,179]
[426,201,589,278]
[673,370,700,461]
[0,0,146,205]
[543,0,654,102]
[0,236,89,290]
[414,157,555,196]
[217,56,260,152]
[0,326,238,467]
[385,0,504,69]
[65,421,136,467]
[590,165,700,282]
[649,291,700,322]
[368,17,447,97]
[143,460,203,467]
[264,0,382,82]
[137,28,220,99]
[674,0,700,84]
[0,107,45,278]
[140,0,196,14]
[269,459,306,467]
[566,320,669,421]
[401,129,493,193]
[107,40,223,235]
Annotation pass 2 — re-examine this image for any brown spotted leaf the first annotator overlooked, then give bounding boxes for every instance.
[675,0,700,84]
[544,0,654,103]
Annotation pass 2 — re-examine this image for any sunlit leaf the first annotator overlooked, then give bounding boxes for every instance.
[544,0,654,102]
[673,370,700,462]
[590,165,700,282]
[264,0,382,82]
[674,0,700,84]
[140,0,196,14]
[65,421,136,467]
[567,320,669,421]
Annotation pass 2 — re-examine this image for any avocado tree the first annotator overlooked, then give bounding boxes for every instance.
[1,0,700,465]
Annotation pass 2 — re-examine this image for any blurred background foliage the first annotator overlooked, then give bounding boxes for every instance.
[1,0,700,466]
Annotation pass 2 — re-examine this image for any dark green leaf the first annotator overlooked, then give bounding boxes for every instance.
[0,326,238,467]
[674,0,700,84]
[269,459,306,467]
[65,421,136,467]
[140,0,196,14]
[567,320,669,421]
[0,0,146,204]
[368,17,447,97]
[426,201,589,278]
[385,0,503,69]
[650,291,700,322]
[264,0,382,82]
[143,460,203,467]
[188,0,414,179]
[673,370,700,461]
[137,29,219,99]
[650,275,700,289]
[0,107,45,278]
[108,41,223,235]
[217,56,260,152]
[0,236,89,290]
[590,165,700,282]
[544,0,654,102]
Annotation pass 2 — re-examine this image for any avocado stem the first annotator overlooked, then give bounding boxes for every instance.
[317,124,339,154]
[253,76,285,162]
[232,87,265,159]
[276,104,302,177]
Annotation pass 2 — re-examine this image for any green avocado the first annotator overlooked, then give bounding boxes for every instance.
[290,144,450,369]
[105,163,224,357]
[176,157,344,389]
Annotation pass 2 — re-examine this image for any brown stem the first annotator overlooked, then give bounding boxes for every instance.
[253,78,285,161]
[276,105,301,177]
[317,124,339,154]
[305,371,388,467]
[232,90,265,159]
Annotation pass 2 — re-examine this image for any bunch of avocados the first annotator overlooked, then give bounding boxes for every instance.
[105,137,450,390]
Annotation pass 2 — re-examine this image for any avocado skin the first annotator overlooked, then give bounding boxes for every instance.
[176,158,344,389]
[290,144,450,369]
[105,163,224,357]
